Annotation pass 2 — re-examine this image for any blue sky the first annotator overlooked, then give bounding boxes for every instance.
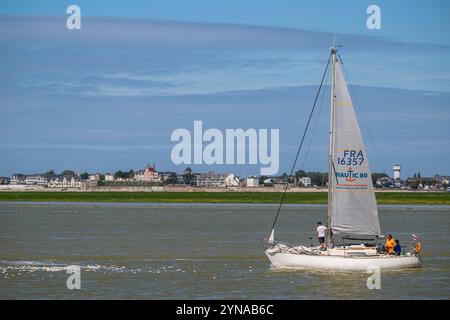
[0,1,449,177]
[2,0,450,44]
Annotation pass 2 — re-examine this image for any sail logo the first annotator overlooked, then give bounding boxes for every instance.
[345,167,356,182]
[336,167,368,182]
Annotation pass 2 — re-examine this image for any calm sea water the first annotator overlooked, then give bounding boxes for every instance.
[0,202,448,299]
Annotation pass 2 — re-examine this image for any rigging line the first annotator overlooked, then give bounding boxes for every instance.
[338,55,387,175]
[300,64,330,171]
[269,54,331,234]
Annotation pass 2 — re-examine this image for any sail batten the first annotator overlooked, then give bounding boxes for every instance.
[329,58,381,237]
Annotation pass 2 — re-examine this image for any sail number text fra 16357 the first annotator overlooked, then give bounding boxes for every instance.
[337,149,365,166]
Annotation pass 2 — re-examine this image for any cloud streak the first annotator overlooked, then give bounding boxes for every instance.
[2,15,450,98]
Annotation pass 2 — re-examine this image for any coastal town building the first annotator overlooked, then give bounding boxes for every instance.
[263,178,275,184]
[376,176,394,188]
[8,172,85,189]
[195,172,226,187]
[434,175,450,186]
[104,173,114,181]
[25,175,51,186]
[10,174,26,185]
[224,173,240,187]
[245,176,259,188]
[10,173,57,186]
[0,177,10,185]
[159,171,176,182]
[298,177,312,187]
[134,164,161,182]
[88,173,101,182]
[406,175,449,190]
[158,171,182,185]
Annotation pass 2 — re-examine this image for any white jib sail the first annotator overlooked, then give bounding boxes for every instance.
[329,59,381,237]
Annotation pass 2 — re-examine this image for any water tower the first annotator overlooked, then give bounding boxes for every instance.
[393,164,401,180]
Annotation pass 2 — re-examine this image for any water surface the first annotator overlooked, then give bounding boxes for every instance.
[0,202,448,299]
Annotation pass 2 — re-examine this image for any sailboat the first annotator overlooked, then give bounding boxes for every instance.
[264,47,422,271]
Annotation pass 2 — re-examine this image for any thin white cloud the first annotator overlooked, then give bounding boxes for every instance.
[0,143,171,151]
[3,15,450,97]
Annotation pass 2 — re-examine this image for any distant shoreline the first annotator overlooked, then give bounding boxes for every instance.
[0,191,449,205]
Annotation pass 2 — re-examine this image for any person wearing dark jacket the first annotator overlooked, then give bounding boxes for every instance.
[393,239,402,256]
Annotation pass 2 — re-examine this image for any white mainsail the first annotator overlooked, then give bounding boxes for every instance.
[329,58,381,238]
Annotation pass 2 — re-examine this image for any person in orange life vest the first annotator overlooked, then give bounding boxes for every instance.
[411,234,421,255]
[385,234,396,254]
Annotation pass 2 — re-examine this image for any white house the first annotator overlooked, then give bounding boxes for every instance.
[434,175,450,186]
[224,173,240,187]
[299,177,312,187]
[25,175,48,186]
[245,176,259,187]
[89,173,101,181]
[10,174,26,185]
[11,174,55,186]
[263,178,275,184]
[104,173,114,181]
[195,172,226,187]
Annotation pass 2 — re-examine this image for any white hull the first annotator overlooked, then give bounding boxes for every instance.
[265,251,421,271]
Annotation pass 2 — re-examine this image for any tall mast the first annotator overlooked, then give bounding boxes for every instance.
[327,47,337,249]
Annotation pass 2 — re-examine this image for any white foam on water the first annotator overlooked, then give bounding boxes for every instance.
[0,260,130,275]
[0,260,195,277]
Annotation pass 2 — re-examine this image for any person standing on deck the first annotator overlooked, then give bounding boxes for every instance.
[316,222,327,250]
